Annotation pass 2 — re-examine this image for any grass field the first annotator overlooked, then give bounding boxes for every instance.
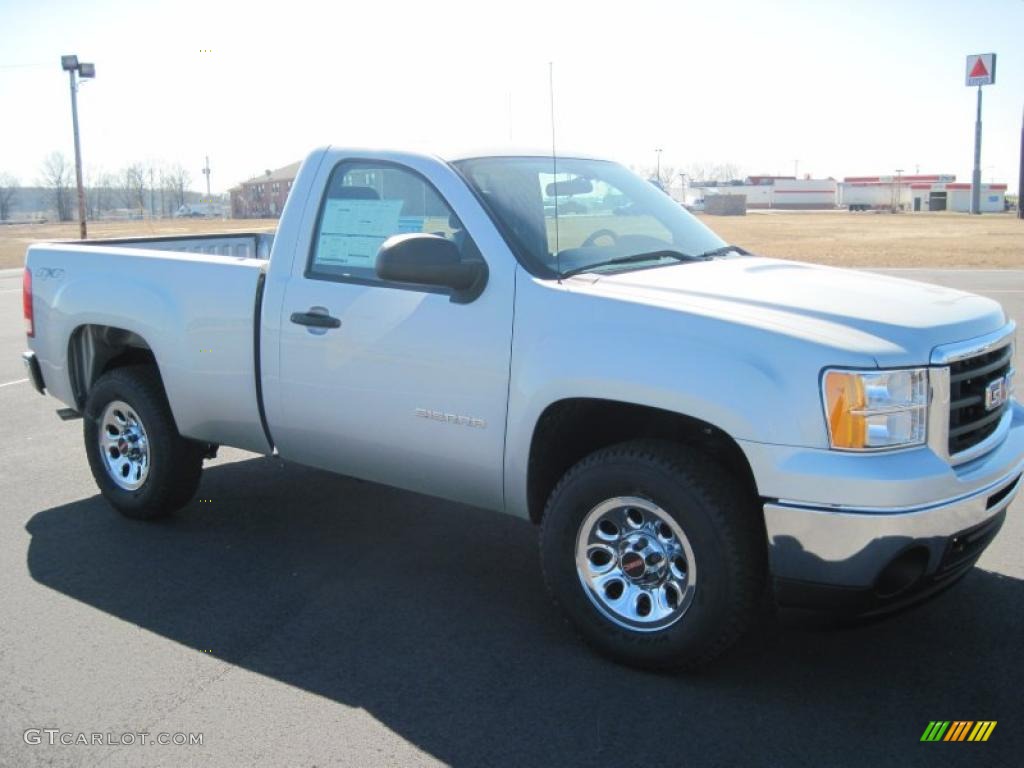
[0,211,1020,270]
[702,210,1022,269]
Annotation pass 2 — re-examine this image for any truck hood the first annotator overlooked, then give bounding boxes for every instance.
[569,257,1007,366]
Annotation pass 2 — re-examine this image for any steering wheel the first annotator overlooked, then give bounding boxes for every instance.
[581,228,619,248]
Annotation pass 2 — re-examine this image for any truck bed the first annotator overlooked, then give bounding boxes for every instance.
[26,238,272,454]
[83,231,275,260]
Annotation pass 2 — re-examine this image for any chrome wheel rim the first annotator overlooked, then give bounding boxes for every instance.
[575,496,697,632]
[98,400,150,491]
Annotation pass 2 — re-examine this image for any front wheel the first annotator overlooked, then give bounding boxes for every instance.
[84,366,205,519]
[540,440,766,670]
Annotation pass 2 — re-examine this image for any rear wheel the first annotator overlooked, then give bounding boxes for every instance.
[540,440,765,670]
[84,366,204,519]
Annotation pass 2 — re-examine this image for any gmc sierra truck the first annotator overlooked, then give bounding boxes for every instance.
[21,147,1023,669]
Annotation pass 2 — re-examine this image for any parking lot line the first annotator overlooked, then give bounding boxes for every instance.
[0,378,28,388]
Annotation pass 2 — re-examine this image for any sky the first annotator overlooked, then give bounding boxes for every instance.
[0,0,1021,194]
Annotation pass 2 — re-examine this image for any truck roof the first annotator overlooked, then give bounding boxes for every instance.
[319,145,607,164]
[441,147,607,162]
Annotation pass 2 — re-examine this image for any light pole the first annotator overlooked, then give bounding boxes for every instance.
[655,148,662,185]
[1018,105,1023,220]
[894,168,904,211]
[202,155,212,200]
[61,55,95,239]
[971,85,983,214]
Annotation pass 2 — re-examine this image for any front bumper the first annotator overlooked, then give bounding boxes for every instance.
[753,402,1024,613]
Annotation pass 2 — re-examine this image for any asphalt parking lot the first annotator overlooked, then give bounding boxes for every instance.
[1,266,1022,768]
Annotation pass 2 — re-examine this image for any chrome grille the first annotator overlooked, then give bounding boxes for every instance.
[947,345,1013,456]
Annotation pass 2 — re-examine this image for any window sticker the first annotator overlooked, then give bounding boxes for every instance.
[316,198,404,268]
[322,198,403,236]
[316,234,391,266]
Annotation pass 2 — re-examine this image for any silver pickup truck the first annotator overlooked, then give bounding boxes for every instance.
[22,147,1024,669]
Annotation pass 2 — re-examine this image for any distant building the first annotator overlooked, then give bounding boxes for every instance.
[230,162,300,218]
[838,175,1007,212]
[695,176,837,209]
[942,183,1007,213]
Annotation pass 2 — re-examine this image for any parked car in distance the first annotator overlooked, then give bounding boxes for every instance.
[175,203,225,218]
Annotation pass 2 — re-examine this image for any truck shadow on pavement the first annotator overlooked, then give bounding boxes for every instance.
[25,456,1024,766]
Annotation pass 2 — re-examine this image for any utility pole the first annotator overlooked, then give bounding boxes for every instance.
[1018,104,1023,220]
[61,55,94,238]
[149,168,155,218]
[655,148,662,185]
[971,86,983,214]
[202,155,211,200]
[894,168,903,211]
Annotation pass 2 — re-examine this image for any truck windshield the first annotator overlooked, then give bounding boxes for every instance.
[453,156,729,277]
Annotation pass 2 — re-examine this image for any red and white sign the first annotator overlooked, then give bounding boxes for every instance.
[965,53,996,86]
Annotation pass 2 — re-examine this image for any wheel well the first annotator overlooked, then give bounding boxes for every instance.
[527,398,760,524]
[68,324,159,409]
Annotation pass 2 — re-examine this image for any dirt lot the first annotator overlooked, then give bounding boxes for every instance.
[702,210,1022,268]
[1,211,1020,270]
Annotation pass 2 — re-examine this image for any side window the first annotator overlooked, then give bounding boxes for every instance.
[309,162,472,285]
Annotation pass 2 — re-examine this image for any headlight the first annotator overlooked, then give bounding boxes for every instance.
[822,368,928,450]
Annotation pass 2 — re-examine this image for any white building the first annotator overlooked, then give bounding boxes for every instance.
[698,176,836,209]
[940,183,1007,213]
[839,175,1006,212]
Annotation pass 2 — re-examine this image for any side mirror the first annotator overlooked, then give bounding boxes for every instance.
[375,233,487,303]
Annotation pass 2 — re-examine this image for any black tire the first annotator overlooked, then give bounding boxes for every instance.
[83,365,204,519]
[540,439,766,670]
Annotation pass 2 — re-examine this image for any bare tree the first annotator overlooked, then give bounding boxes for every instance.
[686,162,743,183]
[640,165,680,195]
[638,164,676,189]
[659,164,677,191]
[0,173,18,220]
[686,162,716,183]
[164,164,191,210]
[40,152,73,221]
[85,169,114,220]
[159,169,179,216]
[716,163,742,182]
[117,164,148,211]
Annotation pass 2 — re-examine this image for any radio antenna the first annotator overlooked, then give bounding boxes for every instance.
[549,61,561,281]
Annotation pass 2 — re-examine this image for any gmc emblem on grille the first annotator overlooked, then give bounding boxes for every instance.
[984,374,1012,411]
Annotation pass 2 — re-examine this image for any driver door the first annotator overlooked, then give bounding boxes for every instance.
[269,154,515,511]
